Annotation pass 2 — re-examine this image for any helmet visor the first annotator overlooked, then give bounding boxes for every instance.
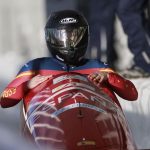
[46,27,87,49]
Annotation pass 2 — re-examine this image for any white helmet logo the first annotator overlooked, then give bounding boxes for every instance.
[60,17,77,24]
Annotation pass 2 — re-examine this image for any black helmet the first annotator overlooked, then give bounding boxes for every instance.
[45,10,89,65]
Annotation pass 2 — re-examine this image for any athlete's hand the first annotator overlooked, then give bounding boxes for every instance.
[27,74,52,89]
[88,72,109,87]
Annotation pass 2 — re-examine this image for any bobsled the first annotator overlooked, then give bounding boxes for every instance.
[22,72,137,150]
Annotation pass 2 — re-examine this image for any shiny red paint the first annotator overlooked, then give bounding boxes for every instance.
[22,72,137,150]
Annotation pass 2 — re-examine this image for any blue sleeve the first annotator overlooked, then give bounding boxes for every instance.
[117,0,150,55]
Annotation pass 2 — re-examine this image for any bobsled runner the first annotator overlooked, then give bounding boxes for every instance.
[22,72,137,150]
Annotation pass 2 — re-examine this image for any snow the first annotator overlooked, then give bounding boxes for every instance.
[118,78,150,149]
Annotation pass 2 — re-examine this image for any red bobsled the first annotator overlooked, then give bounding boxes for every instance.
[22,72,137,150]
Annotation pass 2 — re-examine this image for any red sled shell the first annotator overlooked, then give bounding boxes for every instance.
[22,72,137,150]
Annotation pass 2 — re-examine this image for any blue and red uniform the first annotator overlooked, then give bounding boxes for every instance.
[0,57,138,110]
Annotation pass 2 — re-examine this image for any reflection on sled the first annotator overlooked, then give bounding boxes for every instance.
[22,72,137,150]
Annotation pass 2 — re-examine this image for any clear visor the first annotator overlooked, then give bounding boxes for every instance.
[46,27,87,49]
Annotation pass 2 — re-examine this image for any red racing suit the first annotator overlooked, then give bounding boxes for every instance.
[0,57,138,110]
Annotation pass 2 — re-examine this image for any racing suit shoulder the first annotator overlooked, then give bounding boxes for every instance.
[73,59,113,75]
[0,57,54,108]
[17,57,55,74]
[86,59,109,68]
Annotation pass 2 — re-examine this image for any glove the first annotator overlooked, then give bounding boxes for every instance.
[88,71,109,87]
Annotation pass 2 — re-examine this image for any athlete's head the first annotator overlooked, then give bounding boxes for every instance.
[45,10,89,65]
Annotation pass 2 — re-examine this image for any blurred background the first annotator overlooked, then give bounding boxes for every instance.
[0,0,150,149]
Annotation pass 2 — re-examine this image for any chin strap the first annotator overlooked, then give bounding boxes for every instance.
[56,55,64,62]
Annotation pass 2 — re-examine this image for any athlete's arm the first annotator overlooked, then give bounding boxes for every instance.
[0,61,35,108]
[88,69,138,101]
[0,82,28,108]
[107,72,138,100]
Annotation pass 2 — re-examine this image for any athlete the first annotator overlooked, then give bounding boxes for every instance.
[0,10,138,110]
